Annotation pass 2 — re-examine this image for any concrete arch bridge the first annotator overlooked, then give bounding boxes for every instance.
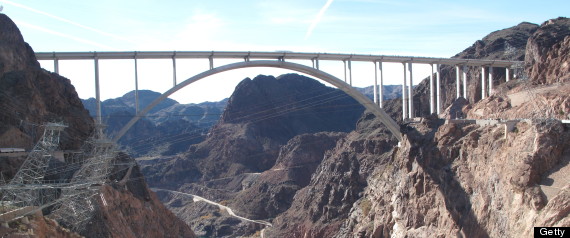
[35,51,522,143]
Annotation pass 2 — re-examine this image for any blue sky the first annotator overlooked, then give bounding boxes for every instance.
[1,0,568,103]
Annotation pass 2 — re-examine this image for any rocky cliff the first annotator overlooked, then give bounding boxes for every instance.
[264,17,570,238]
[140,73,366,237]
[0,14,93,151]
[0,14,195,237]
[525,17,570,84]
[395,22,539,120]
[83,90,226,157]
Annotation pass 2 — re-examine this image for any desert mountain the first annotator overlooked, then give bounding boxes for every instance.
[82,90,227,156]
[141,17,570,238]
[0,14,195,237]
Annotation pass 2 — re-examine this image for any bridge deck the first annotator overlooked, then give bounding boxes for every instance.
[35,51,520,67]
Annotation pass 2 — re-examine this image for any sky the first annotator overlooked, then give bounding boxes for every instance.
[1,0,568,104]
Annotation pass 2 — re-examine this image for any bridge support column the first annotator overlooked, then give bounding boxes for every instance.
[481,66,486,99]
[343,60,347,83]
[94,57,101,124]
[489,66,493,95]
[430,64,435,114]
[311,58,320,69]
[407,62,414,118]
[456,65,461,99]
[436,64,441,114]
[462,65,468,100]
[373,62,378,105]
[402,63,408,120]
[172,56,177,87]
[54,59,59,74]
[134,57,139,114]
[378,62,384,108]
[506,67,510,82]
[348,60,353,86]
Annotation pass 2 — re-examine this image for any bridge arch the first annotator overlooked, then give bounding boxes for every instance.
[112,60,402,142]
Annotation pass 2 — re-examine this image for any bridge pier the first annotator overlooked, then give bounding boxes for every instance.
[94,57,101,124]
[172,55,177,87]
[430,64,435,114]
[134,57,139,114]
[373,62,378,106]
[54,58,59,74]
[488,66,494,95]
[407,62,414,118]
[456,65,461,99]
[343,60,347,83]
[348,60,353,86]
[481,66,486,99]
[463,65,468,100]
[402,62,408,120]
[375,61,384,108]
[436,64,441,114]
[506,67,511,82]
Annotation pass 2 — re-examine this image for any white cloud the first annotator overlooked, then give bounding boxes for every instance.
[305,0,334,40]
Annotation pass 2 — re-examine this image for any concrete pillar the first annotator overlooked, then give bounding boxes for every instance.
[172,56,177,87]
[312,58,320,69]
[489,66,493,95]
[462,65,468,100]
[402,63,408,120]
[436,64,441,114]
[407,62,414,118]
[430,64,435,114]
[94,57,101,124]
[379,62,384,108]
[481,66,486,99]
[348,60,353,86]
[373,62,378,105]
[54,59,59,74]
[506,67,510,82]
[456,65,461,99]
[134,57,139,114]
[343,60,347,83]
[209,56,214,70]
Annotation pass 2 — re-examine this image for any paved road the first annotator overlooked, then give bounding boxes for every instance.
[152,188,273,227]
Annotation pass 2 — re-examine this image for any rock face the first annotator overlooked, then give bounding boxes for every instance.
[0,14,195,237]
[82,90,226,157]
[141,73,366,237]
[267,112,398,238]
[0,14,93,151]
[230,132,347,220]
[82,154,195,238]
[525,17,570,84]
[263,18,570,237]
[397,22,539,120]
[331,118,570,238]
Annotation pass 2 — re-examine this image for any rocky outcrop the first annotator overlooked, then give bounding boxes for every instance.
[82,90,226,157]
[333,117,570,237]
[0,14,93,151]
[0,211,82,238]
[0,14,196,237]
[231,132,346,220]
[83,154,195,238]
[525,17,570,84]
[267,112,399,238]
[397,22,539,119]
[141,73,366,237]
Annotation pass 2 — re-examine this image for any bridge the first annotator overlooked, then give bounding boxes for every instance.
[35,51,523,142]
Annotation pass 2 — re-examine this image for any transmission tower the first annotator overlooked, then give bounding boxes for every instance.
[0,122,67,208]
[49,123,117,232]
